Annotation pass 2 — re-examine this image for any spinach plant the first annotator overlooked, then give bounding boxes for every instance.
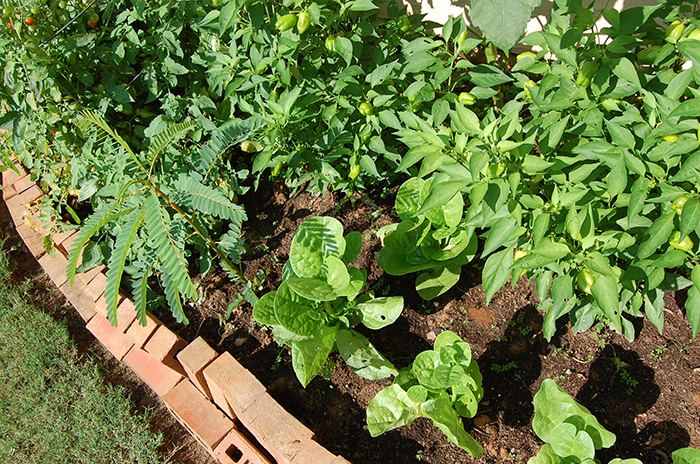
[529,379,641,464]
[376,177,477,299]
[366,331,484,457]
[253,216,403,387]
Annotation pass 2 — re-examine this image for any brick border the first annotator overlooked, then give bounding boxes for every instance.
[1,163,350,464]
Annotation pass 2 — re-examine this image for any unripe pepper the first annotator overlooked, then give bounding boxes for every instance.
[358,102,373,116]
[577,268,595,294]
[275,14,297,32]
[456,30,468,47]
[576,61,598,88]
[688,29,700,40]
[458,91,475,105]
[665,20,685,44]
[397,16,410,32]
[516,51,537,61]
[523,80,537,99]
[637,46,660,65]
[672,195,689,215]
[297,11,310,34]
[325,36,336,53]
[669,231,693,252]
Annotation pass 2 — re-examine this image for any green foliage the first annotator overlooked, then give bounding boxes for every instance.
[672,447,700,464]
[67,111,250,326]
[378,0,700,341]
[366,330,484,457]
[253,216,402,386]
[529,379,640,464]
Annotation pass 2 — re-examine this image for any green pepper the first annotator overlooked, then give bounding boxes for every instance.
[348,164,361,180]
[577,268,595,295]
[359,124,371,143]
[275,14,297,32]
[297,11,310,34]
[576,61,598,88]
[458,91,475,105]
[514,249,528,261]
[358,102,373,116]
[397,16,410,32]
[325,36,336,53]
[672,195,689,214]
[669,231,693,252]
[456,30,468,47]
[661,134,679,143]
[636,45,661,65]
[665,20,685,44]
[487,162,505,178]
[523,80,537,99]
[516,51,537,62]
[271,162,282,176]
[688,29,700,40]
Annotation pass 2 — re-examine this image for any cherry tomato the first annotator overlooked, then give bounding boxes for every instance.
[25,17,35,26]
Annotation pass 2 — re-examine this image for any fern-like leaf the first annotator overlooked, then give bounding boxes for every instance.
[197,117,265,180]
[218,224,245,265]
[77,110,146,173]
[173,176,246,224]
[66,202,132,285]
[148,119,199,169]
[103,209,145,326]
[132,269,150,327]
[143,192,197,300]
[162,267,189,324]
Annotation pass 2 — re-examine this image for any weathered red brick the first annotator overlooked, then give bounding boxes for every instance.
[58,280,96,323]
[262,414,315,464]
[163,380,234,456]
[125,310,162,348]
[143,325,187,375]
[176,336,218,400]
[86,314,135,360]
[16,184,43,206]
[221,370,266,422]
[84,272,107,301]
[331,456,352,464]
[1,163,26,187]
[122,347,184,396]
[215,428,273,464]
[239,393,288,439]
[15,223,46,258]
[2,183,16,200]
[94,291,125,319]
[79,264,106,285]
[290,440,339,464]
[12,173,34,195]
[39,253,69,287]
[202,352,245,419]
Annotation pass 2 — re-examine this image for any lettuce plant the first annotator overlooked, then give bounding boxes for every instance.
[366,331,484,457]
[529,379,641,464]
[253,216,403,387]
[376,177,477,300]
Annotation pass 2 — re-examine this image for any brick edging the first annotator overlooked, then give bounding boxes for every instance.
[2,160,350,464]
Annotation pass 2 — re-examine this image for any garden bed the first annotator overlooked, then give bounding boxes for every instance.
[149,179,700,464]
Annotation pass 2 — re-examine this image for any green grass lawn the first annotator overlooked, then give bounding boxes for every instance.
[0,245,172,464]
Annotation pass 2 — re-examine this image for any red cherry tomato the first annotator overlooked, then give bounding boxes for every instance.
[7,21,12,29]
[25,17,35,26]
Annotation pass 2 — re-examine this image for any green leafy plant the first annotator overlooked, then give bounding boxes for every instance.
[66,111,257,325]
[366,330,484,457]
[253,216,403,387]
[672,447,700,464]
[529,379,641,464]
[377,177,477,299]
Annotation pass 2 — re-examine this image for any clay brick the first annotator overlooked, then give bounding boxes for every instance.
[15,223,46,258]
[60,232,81,259]
[125,310,162,349]
[290,440,338,464]
[80,264,106,285]
[331,457,351,464]
[39,253,69,287]
[25,211,51,237]
[52,229,77,255]
[163,380,234,456]
[2,163,26,187]
[86,314,135,360]
[176,337,218,400]
[221,370,266,421]
[84,272,107,301]
[2,183,16,200]
[215,428,273,464]
[94,292,125,319]
[58,279,96,323]
[96,296,137,331]
[202,352,246,419]
[263,414,315,464]
[122,347,184,396]
[12,173,34,195]
[16,184,43,205]
[5,194,24,222]
[240,393,288,439]
[143,325,187,375]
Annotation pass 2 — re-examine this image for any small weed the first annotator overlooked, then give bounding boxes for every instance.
[415,450,423,461]
[649,344,667,362]
[618,368,638,394]
[550,347,569,359]
[491,361,518,373]
[321,360,337,380]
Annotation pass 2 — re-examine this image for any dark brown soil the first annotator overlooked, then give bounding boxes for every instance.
[0,200,218,464]
[148,180,700,464]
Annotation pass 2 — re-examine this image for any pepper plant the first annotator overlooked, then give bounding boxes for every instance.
[378,0,700,341]
[252,216,403,387]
